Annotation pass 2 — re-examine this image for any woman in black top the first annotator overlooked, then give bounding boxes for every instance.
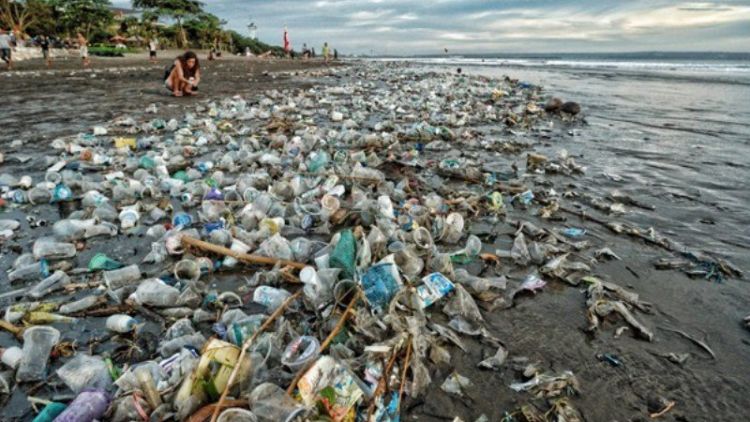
[165,51,201,97]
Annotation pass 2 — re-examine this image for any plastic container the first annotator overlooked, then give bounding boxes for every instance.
[105,314,138,333]
[32,238,76,260]
[134,279,181,308]
[134,365,162,409]
[249,383,306,422]
[103,264,141,289]
[360,263,401,313]
[31,402,66,422]
[281,336,320,371]
[56,354,112,394]
[27,270,69,299]
[59,295,101,314]
[415,273,456,309]
[217,409,258,422]
[253,286,292,312]
[16,326,61,382]
[174,259,200,282]
[51,389,110,422]
[0,346,23,369]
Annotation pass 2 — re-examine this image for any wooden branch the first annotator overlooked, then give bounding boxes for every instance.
[181,236,306,270]
[208,290,302,422]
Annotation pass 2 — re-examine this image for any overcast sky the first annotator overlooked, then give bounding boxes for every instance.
[112,0,750,54]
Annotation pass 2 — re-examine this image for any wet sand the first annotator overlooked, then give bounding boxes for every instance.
[0,51,333,144]
[1,57,749,421]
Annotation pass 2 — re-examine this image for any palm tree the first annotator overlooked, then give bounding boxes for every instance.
[132,0,203,48]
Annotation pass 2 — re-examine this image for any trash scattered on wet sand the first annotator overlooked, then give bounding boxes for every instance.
[0,62,738,421]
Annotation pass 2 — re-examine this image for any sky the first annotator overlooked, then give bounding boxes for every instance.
[111,0,750,55]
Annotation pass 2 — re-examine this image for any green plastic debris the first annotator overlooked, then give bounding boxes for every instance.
[88,253,123,271]
[139,155,155,169]
[329,229,356,279]
[32,402,67,422]
[172,170,190,183]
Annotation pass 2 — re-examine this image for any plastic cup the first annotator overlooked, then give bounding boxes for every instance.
[218,409,258,422]
[16,326,61,382]
[174,260,200,282]
[281,336,320,371]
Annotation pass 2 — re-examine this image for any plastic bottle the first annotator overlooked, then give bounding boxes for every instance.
[8,259,49,283]
[253,286,292,311]
[103,265,141,289]
[27,187,52,205]
[134,365,162,409]
[32,238,76,260]
[51,389,110,422]
[31,402,67,422]
[51,183,73,202]
[53,219,94,241]
[59,295,101,315]
[134,279,180,308]
[105,314,138,333]
[27,270,70,299]
[16,326,60,382]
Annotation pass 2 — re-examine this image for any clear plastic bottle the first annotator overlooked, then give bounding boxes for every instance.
[32,238,76,260]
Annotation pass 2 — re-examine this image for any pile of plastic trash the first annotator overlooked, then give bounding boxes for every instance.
[0,62,738,421]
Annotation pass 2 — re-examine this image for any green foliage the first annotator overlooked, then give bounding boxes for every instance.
[133,0,204,46]
[89,45,128,57]
[46,0,114,37]
[228,30,285,56]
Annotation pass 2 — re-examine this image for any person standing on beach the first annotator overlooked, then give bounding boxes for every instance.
[39,35,51,68]
[0,28,13,70]
[77,33,90,68]
[148,37,158,63]
[165,51,201,97]
[283,27,291,58]
[322,42,331,64]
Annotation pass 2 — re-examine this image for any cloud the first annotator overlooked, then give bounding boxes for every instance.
[114,1,750,54]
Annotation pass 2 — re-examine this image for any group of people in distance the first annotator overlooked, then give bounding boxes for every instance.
[300,42,337,63]
[1,27,338,100]
[0,28,91,70]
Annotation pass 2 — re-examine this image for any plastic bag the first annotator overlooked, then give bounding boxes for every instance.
[56,354,113,394]
[443,284,484,323]
[329,229,356,279]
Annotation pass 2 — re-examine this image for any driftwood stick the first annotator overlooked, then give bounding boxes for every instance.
[286,289,362,395]
[209,290,303,422]
[182,236,306,270]
[659,326,716,359]
[397,337,413,412]
[367,344,401,418]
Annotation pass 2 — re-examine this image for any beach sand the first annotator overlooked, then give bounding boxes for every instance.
[1,57,748,421]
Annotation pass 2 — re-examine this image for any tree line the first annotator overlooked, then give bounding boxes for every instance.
[0,0,284,55]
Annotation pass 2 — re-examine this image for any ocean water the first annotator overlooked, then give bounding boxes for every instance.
[377,54,750,269]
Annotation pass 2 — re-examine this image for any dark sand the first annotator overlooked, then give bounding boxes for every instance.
[1,56,748,421]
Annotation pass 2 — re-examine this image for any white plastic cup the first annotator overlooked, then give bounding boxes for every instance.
[16,326,61,382]
[0,346,23,370]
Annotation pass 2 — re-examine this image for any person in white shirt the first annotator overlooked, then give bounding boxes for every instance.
[148,38,158,63]
[0,28,12,70]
